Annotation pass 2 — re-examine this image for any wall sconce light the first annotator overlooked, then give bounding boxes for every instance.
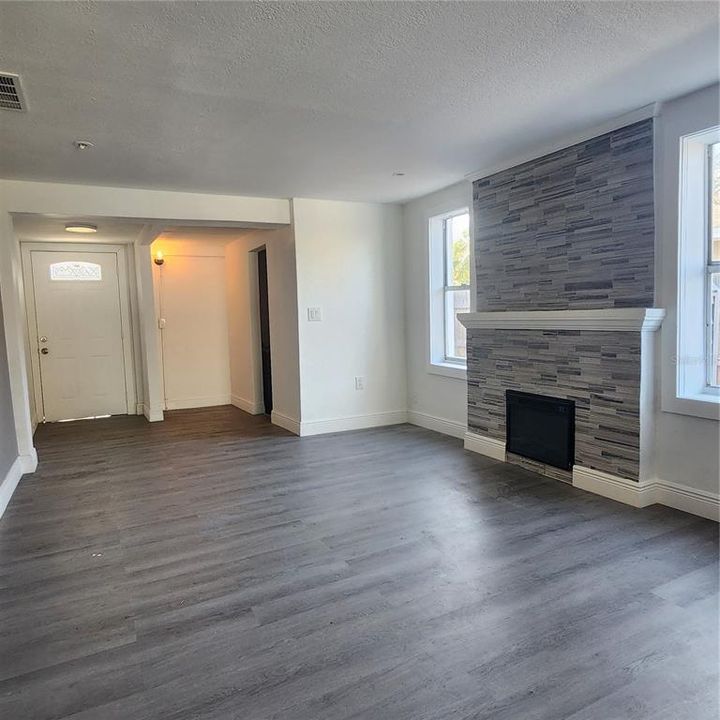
[154,250,164,266]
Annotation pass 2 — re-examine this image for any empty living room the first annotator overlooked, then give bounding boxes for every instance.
[0,2,719,718]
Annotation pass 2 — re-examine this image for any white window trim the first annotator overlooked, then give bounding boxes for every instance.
[428,206,471,380]
[667,125,720,420]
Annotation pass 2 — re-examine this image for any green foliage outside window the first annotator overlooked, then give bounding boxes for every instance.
[452,227,470,286]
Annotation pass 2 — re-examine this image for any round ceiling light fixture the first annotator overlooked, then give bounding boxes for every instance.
[64,223,98,234]
[73,140,94,150]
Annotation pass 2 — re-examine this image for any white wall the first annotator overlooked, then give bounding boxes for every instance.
[0,180,290,225]
[133,234,165,422]
[152,236,232,410]
[226,236,263,415]
[292,198,406,435]
[0,289,23,518]
[226,227,302,429]
[148,230,302,422]
[655,84,720,495]
[402,181,472,438]
[0,209,37,475]
[0,293,19,479]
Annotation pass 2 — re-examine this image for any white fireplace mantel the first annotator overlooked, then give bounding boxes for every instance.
[458,308,665,332]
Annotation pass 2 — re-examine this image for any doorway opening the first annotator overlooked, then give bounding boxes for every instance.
[151,229,277,418]
[256,247,273,415]
[12,214,294,436]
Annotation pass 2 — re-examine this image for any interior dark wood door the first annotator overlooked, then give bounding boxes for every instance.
[257,248,273,414]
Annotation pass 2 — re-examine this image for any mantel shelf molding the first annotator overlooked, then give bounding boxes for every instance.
[458,308,665,332]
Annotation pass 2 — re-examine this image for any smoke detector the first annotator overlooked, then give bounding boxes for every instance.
[0,73,26,111]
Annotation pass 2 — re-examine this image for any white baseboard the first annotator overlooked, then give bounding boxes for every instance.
[0,455,26,519]
[572,466,655,508]
[231,394,264,416]
[299,411,408,437]
[271,410,301,436]
[407,410,466,439]
[463,431,506,462]
[652,479,720,522]
[462,440,718,522]
[573,465,719,521]
[141,403,164,422]
[164,395,230,411]
[19,449,38,474]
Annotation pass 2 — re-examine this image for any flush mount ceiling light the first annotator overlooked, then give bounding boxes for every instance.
[64,223,98,234]
[73,140,94,150]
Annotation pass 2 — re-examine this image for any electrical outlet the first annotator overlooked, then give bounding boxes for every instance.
[307,307,322,322]
[354,376,364,391]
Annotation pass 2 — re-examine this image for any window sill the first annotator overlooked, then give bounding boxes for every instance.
[428,361,467,381]
[662,392,720,421]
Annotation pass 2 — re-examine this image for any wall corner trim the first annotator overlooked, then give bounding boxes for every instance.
[407,411,466,439]
[231,395,265,416]
[141,404,164,422]
[19,449,38,474]
[464,432,506,461]
[0,455,30,519]
[572,465,719,521]
[271,410,301,436]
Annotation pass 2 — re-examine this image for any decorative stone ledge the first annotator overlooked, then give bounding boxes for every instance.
[458,308,665,332]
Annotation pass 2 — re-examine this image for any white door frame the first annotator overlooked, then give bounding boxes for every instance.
[20,242,138,421]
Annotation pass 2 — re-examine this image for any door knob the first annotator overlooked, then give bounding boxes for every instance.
[40,348,49,355]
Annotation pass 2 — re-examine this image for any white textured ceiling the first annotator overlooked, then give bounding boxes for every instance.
[0,1,717,203]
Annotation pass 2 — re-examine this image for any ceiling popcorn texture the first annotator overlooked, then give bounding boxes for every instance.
[0,1,717,203]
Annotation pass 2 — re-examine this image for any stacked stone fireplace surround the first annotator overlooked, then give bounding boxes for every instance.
[461,118,661,485]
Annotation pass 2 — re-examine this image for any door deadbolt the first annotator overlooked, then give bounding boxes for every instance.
[39,336,47,343]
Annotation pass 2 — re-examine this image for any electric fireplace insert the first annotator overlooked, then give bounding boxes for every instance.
[506,390,575,470]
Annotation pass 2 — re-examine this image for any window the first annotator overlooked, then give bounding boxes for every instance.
[429,208,470,377]
[442,212,471,361]
[708,142,720,387]
[676,127,720,409]
[49,261,102,281]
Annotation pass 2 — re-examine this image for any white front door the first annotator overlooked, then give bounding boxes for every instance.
[29,250,129,421]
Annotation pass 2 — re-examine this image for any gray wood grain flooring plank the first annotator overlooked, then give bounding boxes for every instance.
[0,406,716,720]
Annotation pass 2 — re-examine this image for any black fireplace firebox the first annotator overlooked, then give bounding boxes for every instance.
[506,390,575,470]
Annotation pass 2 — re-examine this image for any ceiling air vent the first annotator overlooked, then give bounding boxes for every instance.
[0,73,26,111]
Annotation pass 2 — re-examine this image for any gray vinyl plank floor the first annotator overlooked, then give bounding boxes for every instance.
[0,406,717,719]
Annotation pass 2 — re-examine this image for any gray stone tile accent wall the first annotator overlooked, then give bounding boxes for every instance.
[473,119,654,311]
[467,329,641,481]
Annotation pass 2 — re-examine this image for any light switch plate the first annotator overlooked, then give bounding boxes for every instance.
[307,307,322,322]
